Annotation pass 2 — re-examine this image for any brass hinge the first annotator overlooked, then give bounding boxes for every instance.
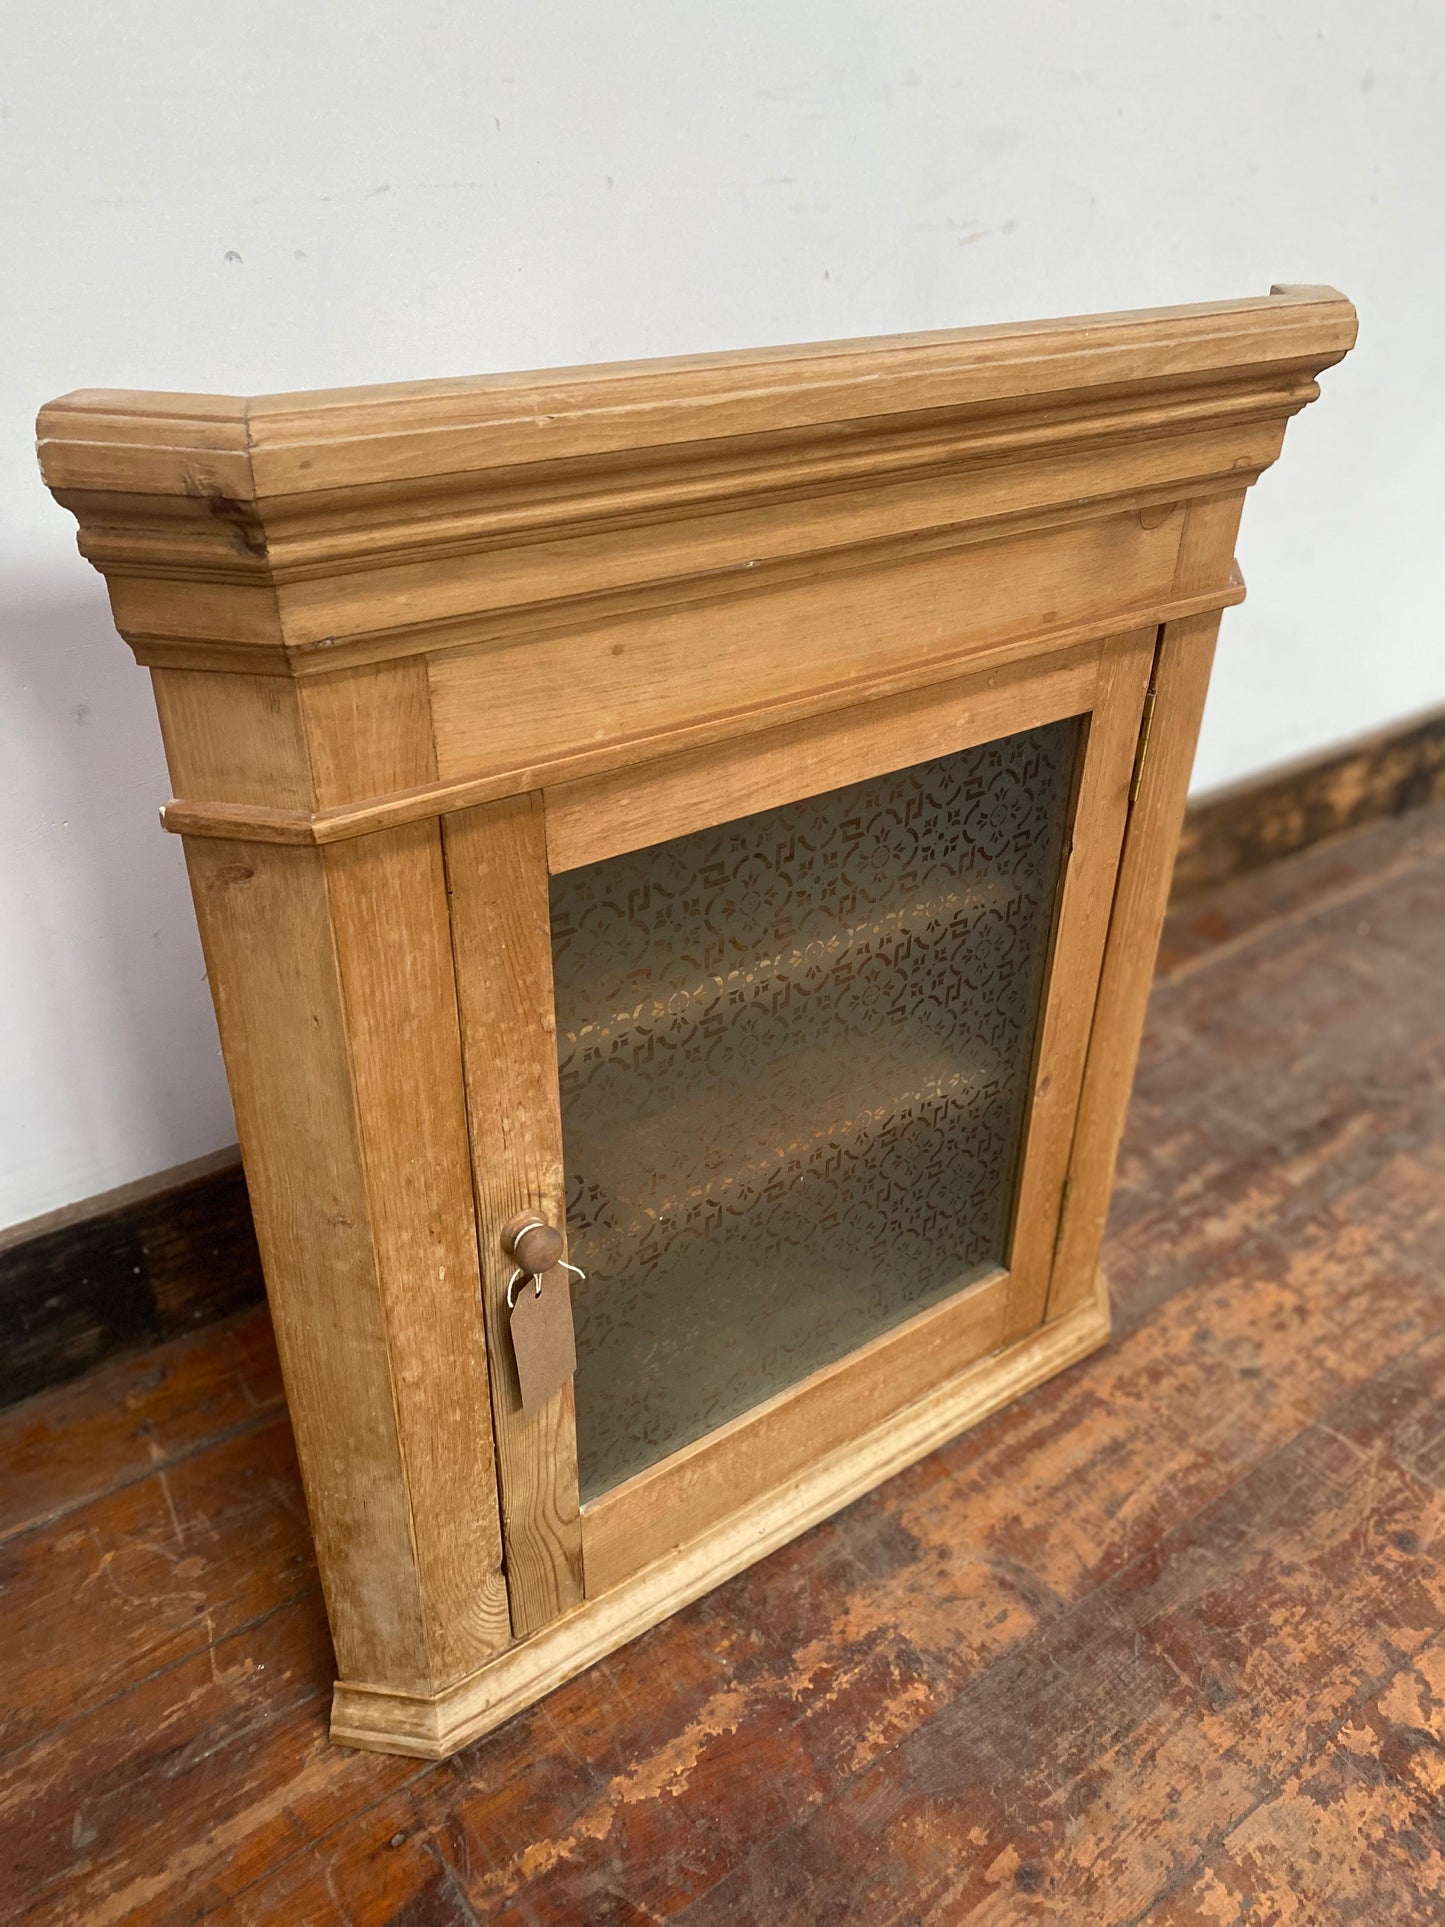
[1052,1175,1073,1260]
[1128,683,1159,807]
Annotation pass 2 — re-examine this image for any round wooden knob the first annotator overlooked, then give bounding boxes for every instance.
[502,1212,564,1275]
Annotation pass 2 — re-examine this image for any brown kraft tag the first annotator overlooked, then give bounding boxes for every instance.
[510,1266,578,1414]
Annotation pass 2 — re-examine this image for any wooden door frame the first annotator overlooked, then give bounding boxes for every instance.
[531,627,1153,1598]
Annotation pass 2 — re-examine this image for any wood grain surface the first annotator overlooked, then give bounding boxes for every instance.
[1043,490,1246,1328]
[3,795,1442,1924]
[443,795,585,1636]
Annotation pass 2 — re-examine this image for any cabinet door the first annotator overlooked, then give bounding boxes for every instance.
[450,629,1153,1622]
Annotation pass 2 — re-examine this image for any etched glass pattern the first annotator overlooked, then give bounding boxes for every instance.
[550,718,1080,1502]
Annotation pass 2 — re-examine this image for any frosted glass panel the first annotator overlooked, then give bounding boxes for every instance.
[550,718,1080,1501]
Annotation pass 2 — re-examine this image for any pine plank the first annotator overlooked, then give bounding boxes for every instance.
[0,1412,314,1757]
[442,794,585,1634]
[0,1302,281,1541]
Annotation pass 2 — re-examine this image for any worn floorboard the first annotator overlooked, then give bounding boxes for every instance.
[3,800,1443,1926]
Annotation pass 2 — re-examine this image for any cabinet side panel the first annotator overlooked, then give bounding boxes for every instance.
[1046,491,1246,1320]
[182,836,433,1688]
[443,795,585,1634]
[1045,610,1222,1319]
[1001,627,1157,1341]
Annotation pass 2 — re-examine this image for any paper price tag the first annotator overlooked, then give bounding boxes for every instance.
[509,1265,578,1414]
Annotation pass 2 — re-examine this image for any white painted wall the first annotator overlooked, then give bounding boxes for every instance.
[3,1,1442,1229]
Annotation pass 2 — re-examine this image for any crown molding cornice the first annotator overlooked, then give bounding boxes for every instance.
[39,286,1355,499]
[37,286,1354,674]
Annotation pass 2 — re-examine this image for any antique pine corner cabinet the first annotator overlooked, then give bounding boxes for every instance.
[37,286,1356,1758]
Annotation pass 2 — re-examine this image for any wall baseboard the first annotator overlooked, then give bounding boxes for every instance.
[4,701,1442,1412]
[0,1150,261,1407]
[1172,702,1445,900]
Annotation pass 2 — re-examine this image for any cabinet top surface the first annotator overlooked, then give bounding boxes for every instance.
[37,285,1355,501]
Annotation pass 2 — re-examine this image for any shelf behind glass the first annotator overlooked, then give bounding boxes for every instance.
[551,717,1081,1501]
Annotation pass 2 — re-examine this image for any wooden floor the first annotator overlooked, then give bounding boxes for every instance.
[5,799,1445,1927]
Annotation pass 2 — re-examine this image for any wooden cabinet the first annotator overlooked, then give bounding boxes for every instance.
[37,286,1355,1758]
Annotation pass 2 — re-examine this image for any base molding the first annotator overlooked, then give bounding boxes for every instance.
[330,1272,1110,1759]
